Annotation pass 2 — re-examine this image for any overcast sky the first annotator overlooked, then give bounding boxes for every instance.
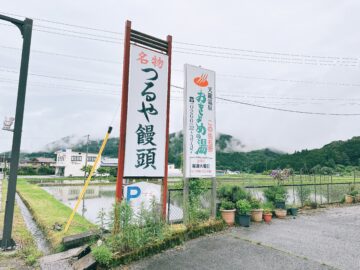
[1,0,360,153]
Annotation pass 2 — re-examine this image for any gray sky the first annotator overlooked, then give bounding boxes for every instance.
[1,0,360,153]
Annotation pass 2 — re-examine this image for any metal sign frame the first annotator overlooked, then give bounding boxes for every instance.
[182,64,217,224]
[116,20,172,219]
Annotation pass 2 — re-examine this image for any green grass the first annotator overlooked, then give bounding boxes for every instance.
[168,173,360,189]
[0,181,42,266]
[16,179,96,250]
[26,176,116,183]
[216,173,360,187]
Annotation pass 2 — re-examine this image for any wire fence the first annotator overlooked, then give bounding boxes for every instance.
[167,188,212,224]
[167,178,360,223]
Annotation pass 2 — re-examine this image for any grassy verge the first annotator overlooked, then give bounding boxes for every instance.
[16,179,96,251]
[94,219,225,267]
[0,180,42,265]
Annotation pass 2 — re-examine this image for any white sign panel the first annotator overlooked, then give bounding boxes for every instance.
[2,117,15,131]
[124,181,183,222]
[124,44,169,177]
[184,64,216,178]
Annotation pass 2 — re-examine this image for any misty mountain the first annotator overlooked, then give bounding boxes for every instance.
[13,134,360,173]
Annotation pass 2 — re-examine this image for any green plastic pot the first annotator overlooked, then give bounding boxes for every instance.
[236,213,250,227]
[290,208,298,216]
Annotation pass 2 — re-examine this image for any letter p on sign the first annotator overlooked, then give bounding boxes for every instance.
[126,186,141,201]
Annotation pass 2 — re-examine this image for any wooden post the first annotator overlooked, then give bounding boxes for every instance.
[114,20,131,234]
[162,35,172,219]
[115,20,132,203]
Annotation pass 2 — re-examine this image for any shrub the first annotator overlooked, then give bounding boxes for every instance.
[264,185,287,204]
[92,245,112,266]
[37,166,55,175]
[349,190,358,197]
[296,185,311,204]
[218,185,250,204]
[188,179,210,223]
[262,202,274,214]
[249,198,261,209]
[108,200,168,254]
[236,199,251,215]
[220,200,235,210]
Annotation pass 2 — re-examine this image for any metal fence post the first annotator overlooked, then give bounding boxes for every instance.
[320,174,322,205]
[314,174,317,204]
[183,178,189,224]
[327,183,330,203]
[167,190,170,224]
[211,177,217,218]
[300,174,303,207]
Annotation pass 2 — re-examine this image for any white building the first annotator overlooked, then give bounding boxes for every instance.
[55,149,101,177]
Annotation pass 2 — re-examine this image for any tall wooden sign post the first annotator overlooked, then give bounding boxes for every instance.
[115,20,172,226]
[183,64,217,224]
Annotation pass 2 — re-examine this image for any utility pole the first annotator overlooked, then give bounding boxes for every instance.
[82,135,89,216]
[0,14,32,250]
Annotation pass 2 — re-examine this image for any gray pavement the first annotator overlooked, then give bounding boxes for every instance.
[127,205,360,270]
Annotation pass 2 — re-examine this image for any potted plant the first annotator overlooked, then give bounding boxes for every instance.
[274,193,287,209]
[275,208,287,218]
[236,199,251,227]
[310,201,318,209]
[264,173,290,209]
[288,204,298,216]
[262,202,274,223]
[263,208,273,223]
[355,192,360,203]
[345,185,358,204]
[220,200,236,226]
[250,198,263,222]
[345,193,354,204]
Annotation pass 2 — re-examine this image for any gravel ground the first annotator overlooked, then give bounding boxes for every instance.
[126,205,360,270]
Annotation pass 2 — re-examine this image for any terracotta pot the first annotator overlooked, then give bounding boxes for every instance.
[345,195,354,204]
[221,209,236,226]
[263,213,272,223]
[251,209,263,222]
[275,209,287,219]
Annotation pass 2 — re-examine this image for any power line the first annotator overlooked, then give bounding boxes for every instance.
[1,11,358,66]
[173,49,358,67]
[174,41,359,62]
[2,76,360,113]
[171,85,360,116]
[216,96,360,116]
[2,66,360,105]
[0,22,123,44]
[34,24,122,41]
[2,44,360,89]
[0,67,122,86]
[0,45,122,64]
[0,11,123,35]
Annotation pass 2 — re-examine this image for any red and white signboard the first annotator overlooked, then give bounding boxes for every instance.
[124,45,169,177]
[183,64,216,178]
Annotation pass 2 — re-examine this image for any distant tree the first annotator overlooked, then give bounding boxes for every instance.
[37,166,55,175]
[81,165,93,176]
[18,166,36,175]
[320,166,333,175]
[97,167,109,175]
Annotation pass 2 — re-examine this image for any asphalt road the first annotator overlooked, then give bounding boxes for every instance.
[127,205,360,270]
